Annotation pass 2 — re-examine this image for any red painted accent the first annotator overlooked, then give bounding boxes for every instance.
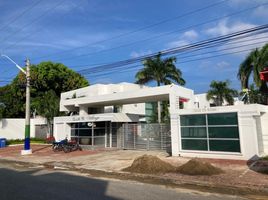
[179,98,189,102]
[260,67,268,81]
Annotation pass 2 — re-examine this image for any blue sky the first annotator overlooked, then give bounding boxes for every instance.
[0,0,268,93]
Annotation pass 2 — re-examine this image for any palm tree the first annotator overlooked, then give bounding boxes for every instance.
[237,43,268,95]
[135,53,185,123]
[207,80,237,106]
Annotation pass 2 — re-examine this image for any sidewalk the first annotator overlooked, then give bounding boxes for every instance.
[1,144,268,199]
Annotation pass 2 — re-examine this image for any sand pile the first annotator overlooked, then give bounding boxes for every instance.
[123,155,223,176]
[177,159,223,176]
[123,155,176,174]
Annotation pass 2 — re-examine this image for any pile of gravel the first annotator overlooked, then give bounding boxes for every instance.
[123,155,176,174]
[177,159,223,176]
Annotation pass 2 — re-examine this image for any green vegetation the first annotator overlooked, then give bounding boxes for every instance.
[6,138,46,145]
[135,53,185,123]
[207,80,237,106]
[261,156,268,161]
[237,43,268,104]
[0,61,89,119]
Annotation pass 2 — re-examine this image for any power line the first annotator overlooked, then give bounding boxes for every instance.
[76,25,268,74]
[31,0,230,61]
[0,0,43,34]
[68,33,268,69]
[0,0,66,45]
[2,1,87,52]
[83,47,256,80]
[39,2,268,63]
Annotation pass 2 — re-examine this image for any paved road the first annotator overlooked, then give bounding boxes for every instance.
[0,163,246,200]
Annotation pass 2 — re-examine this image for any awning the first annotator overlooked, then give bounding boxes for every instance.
[54,113,140,124]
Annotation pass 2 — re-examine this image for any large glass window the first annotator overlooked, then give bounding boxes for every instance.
[181,127,207,138]
[208,113,238,125]
[180,114,206,126]
[180,112,240,153]
[70,122,107,147]
[181,139,208,151]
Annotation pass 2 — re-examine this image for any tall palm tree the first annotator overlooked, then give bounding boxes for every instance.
[135,53,185,123]
[237,43,268,93]
[207,80,237,106]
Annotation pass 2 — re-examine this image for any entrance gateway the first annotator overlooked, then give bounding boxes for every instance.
[54,113,171,151]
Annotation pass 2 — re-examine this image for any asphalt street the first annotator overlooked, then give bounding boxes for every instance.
[0,162,246,200]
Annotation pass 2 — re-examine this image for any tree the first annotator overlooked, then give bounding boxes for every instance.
[135,53,185,123]
[207,80,237,106]
[240,84,264,104]
[0,61,89,119]
[32,90,59,135]
[237,43,268,103]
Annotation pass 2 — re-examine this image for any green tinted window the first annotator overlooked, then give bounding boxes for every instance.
[209,140,241,152]
[208,127,239,138]
[78,128,91,136]
[180,114,206,126]
[208,113,238,125]
[181,127,207,138]
[181,139,208,151]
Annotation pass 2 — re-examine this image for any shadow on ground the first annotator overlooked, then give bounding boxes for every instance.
[32,145,51,153]
[0,167,121,200]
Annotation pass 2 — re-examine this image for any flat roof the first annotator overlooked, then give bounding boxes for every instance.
[60,84,194,110]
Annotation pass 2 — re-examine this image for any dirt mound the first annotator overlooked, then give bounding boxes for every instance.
[123,155,176,174]
[177,159,223,176]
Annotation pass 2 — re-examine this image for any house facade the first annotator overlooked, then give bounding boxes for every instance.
[54,82,268,160]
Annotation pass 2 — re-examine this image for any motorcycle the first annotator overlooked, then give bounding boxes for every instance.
[63,140,82,153]
[52,138,68,152]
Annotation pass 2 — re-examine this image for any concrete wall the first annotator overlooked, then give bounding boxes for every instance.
[172,104,268,160]
[60,83,148,112]
[260,112,268,155]
[0,118,47,140]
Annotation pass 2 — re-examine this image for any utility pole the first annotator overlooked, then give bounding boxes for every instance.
[0,55,32,155]
[21,58,32,155]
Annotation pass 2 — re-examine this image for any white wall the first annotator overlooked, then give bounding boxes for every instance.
[173,104,268,160]
[0,118,47,140]
[194,93,211,108]
[60,83,148,112]
[260,112,268,155]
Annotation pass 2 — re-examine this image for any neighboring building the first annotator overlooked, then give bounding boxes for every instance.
[54,82,268,160]
[0,117,47,140]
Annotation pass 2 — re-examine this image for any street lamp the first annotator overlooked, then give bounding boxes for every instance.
[1,54,32,155]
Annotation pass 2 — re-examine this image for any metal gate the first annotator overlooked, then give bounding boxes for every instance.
[121,123,171,152]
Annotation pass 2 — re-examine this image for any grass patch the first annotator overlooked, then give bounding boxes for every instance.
[261,156,268,161]
[6,138,46,145]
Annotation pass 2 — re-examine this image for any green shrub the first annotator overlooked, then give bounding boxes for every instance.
[6,138,46,145]
[261,156,268,161]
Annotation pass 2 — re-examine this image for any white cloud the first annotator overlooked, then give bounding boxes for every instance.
[205,19,255,36]
[252,5,268,18]
[229,0,267,6]
[167,40,189,48]
[183,30,198,40]
[204,19,268,57]
[167,29,198,48]
[130,50,152,58]
[216,61,231,69]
